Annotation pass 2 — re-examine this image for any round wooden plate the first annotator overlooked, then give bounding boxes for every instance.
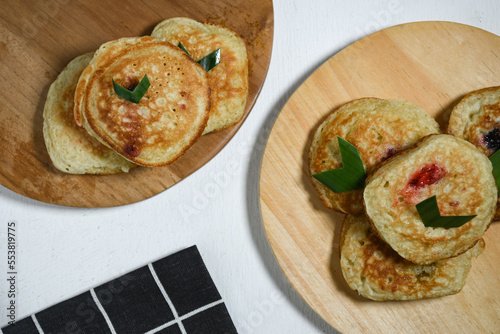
[260,22,500,333]
[0,0,273,207]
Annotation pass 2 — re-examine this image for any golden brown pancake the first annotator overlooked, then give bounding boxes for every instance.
[364,134,496,265]
[151,17,249,134]
[447,85,500,219]
[309,98,440,215]
[43,52,136,174]
[447,86,500,156]
[340,214,484,301]
[74,36,210,166]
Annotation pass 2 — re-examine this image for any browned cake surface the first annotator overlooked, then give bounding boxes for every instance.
[151,17,249,134]
[75,36,210,166]
[447,85,500,219]
[309,98,440,214]
[447,86,500,156]
[364,134,496,264]
[43,52,136,174]
[340,214,484,301]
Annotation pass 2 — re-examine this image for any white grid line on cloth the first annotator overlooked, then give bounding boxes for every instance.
[144,319,177,334]
[31,314,44,334]
[90,288,117,334]
[148,263,188,334]
[145,299,225,334]
[179,299,224,321]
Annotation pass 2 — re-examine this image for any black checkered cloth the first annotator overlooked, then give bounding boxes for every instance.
[1,246,237,334]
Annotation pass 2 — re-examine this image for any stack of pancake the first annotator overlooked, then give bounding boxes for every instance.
[309,94,498,301]
[43,17,248,174]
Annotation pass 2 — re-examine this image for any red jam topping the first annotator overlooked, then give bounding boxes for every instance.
[408,163,446,188]
[126,83,138,91]
[123,75,140,91]
[398,163,447,205]
[123,143,141,157]
[483,128,500,152]
[381,147,396,162]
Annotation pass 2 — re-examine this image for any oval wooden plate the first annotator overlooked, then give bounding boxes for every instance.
[260,22,500,333]
[0,0,273,207]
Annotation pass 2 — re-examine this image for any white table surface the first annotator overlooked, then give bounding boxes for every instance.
[1,1,500,333]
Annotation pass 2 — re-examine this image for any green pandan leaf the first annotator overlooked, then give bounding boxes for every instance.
[178,42,221,72]
[312,136,366,193]
[489,149,500,192]
[197,48,221,72]
[177,42,192,57]
[112,74,150,104]
[416,195,476,228]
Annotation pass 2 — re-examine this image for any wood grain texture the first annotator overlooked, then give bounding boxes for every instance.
[0,0,273,207]
[260,22,500,333]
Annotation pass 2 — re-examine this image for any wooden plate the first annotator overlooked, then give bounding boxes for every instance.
[260,22,500,333]
[0,0,273,207]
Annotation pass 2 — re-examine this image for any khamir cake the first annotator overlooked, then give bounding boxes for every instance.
[43,53,136,174]
[364,134,496,265]
[309,98,440,215]
[447,86,500,156]
[152,17,249,134]
[447,85,500,219]
[74,36,210,167]
[340,214,485,301]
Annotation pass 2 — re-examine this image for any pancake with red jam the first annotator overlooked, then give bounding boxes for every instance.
[447,85,500,219]
[364,134,496,265]
[309,98,440,215]
[74,36,210,166]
